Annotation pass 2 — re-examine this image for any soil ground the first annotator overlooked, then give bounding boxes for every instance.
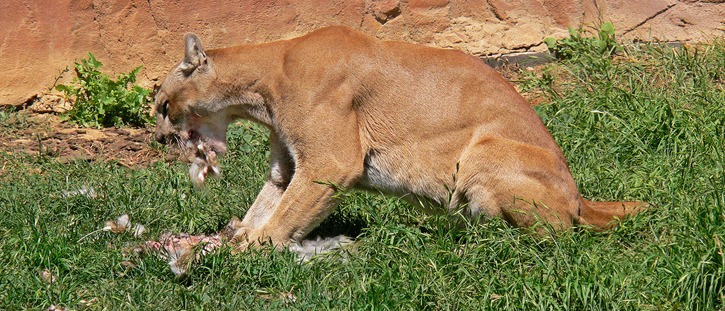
[0,107,180,168]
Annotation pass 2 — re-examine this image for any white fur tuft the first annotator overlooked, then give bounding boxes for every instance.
[288,235,353,262]
[189,158,207,187]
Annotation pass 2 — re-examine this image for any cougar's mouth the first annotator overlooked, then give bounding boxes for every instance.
[185,129,226,187]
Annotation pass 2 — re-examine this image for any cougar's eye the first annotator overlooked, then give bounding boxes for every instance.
[161,100,169,118]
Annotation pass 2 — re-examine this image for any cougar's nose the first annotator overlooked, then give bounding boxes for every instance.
[155,132,168,145]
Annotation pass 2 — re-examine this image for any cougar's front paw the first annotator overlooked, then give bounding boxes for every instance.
[229,226,290,251]
[219,216,243,241]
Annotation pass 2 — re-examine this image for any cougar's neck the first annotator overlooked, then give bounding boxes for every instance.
[205,41,288,126]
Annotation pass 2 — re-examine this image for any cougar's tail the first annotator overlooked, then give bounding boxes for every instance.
[577,199,650,230]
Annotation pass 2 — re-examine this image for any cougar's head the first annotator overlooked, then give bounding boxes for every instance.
[154,33,228,186]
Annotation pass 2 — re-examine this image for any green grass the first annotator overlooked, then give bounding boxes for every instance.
[1,42,723,310]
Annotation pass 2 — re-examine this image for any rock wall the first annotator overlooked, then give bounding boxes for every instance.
[1,0,723,106]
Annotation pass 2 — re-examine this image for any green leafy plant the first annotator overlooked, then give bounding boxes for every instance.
[56,53,154,128]
[544,22,620,60]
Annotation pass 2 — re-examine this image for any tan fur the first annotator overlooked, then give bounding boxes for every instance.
[154,26,647,249]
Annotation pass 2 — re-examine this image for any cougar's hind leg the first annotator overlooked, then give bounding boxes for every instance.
[454,136,582,231]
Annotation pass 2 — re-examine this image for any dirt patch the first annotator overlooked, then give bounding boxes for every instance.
[0,100,180,167]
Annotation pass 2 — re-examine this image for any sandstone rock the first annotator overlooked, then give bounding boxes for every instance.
[408,0,450,13]
[370,0,402,24]
[1,0,722,107]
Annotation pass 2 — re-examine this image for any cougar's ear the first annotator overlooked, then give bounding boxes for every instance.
[180,33,208,75]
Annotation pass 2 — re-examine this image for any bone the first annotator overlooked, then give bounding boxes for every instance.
[139,232,353,277]
[142,233,223,277]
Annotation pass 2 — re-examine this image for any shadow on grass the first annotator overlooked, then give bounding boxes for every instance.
[306,209,369,239]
